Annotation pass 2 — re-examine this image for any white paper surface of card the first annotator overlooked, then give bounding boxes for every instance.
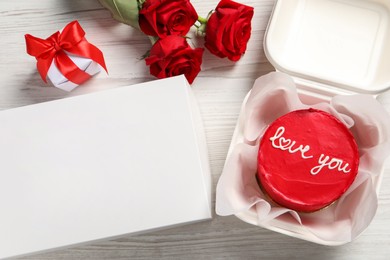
[0,75,211,259]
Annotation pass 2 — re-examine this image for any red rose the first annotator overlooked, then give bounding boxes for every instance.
[145,35,203,84]
[139,0,198,38]
[205,0,254,61]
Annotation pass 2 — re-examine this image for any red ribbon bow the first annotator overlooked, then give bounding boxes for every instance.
[25,20,107,85]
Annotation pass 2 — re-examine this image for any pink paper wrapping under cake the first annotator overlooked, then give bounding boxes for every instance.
[216,72,390,245]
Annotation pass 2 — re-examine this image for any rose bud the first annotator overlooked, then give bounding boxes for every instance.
[205,0,254,61]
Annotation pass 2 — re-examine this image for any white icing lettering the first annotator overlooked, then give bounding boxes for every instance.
[268,126,352,176]
[269,127,313,159]
[310,154,351,175]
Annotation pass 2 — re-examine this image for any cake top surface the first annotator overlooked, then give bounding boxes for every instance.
[257,108,359,212]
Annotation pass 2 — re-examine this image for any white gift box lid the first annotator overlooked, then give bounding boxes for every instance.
[47,53,101,92]
[264,0,390,96]
[0,75,211,258]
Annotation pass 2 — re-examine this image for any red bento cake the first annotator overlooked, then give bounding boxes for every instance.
[257,108,359,212]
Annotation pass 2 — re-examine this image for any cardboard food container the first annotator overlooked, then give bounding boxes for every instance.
[264,0,390,97]
[225,0,390,245]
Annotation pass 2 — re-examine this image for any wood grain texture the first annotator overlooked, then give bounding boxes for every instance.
[1,0,389,259]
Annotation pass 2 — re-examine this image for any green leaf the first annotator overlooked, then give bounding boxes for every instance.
[98,0,140,29]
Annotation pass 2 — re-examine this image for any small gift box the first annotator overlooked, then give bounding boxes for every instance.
[25,20,107,91]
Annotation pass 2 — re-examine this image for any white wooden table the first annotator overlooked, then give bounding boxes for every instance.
[1,0,389,259]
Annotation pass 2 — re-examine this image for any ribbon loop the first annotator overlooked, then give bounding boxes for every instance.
[25,33,56,58]
[25,20,107,84]
[58,20,86,50]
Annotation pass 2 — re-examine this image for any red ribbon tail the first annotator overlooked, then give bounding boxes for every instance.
[26,34,57,83]
[70,39,108,73]
[36,58,51,83]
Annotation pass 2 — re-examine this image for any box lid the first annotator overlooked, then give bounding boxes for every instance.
[0,75,211,258]
[264,0,390,94]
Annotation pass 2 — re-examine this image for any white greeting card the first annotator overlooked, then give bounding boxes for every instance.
[0,75,211,258]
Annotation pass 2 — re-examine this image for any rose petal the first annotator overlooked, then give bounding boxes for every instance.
[205,0,254,61]
[139,0,197,37]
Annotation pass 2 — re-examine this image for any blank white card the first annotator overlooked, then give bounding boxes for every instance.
[0,75,211,258]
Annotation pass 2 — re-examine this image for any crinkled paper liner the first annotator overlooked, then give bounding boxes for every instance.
[216,72,390,245]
